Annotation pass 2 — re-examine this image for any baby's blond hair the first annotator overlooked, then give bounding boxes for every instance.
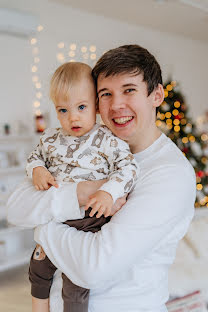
[50,62,94,105]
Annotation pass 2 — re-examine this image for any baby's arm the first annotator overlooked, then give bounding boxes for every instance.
[26,130,58,190]
[85,128,139,217]
[33,166,58,190]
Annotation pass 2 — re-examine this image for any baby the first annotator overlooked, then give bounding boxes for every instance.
[27,62,139,312]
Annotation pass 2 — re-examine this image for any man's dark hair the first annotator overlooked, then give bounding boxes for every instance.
[92,44,163,97]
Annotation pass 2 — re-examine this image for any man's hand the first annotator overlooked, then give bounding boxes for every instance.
[84,190,113,218]
[77,180,107,206]
[32,166,59,190]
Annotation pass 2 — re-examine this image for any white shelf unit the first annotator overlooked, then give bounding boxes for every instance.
[0,134,38,271]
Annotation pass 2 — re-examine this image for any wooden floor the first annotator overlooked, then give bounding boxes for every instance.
[0,265,32,312]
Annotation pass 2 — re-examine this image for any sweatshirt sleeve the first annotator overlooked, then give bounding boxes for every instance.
[7,178,84,228]
[98,131,139,202]
[34,163,196,289]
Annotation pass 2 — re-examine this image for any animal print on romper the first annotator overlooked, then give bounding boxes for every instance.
[91,129,105,148]
[44,133,59,144]
[65,143,80,158]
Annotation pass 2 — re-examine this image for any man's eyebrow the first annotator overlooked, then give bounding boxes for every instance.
[122,83,137,87]
[97,88,108,95]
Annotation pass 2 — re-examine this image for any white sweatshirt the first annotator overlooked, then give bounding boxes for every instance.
[7,133,196,312]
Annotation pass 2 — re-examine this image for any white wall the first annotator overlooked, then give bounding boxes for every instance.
[0,0,207,132]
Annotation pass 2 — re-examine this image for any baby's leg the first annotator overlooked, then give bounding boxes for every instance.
[32,297,49,312]
[29,244,57,312]
[62,273,89,312]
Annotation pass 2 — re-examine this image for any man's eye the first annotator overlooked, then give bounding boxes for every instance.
[59,108,67,113]
[101,92,111,98]
[78,104,86,111]
[125,88,135,93]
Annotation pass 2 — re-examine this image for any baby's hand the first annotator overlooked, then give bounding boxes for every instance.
[84,190,113,218]
[32,166,59,190]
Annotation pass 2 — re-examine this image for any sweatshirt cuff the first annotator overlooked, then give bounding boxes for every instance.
[51,182,85,222]
[98,181,125,203]
[26,162,46,179]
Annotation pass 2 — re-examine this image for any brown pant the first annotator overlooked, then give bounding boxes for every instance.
[29,209,110,312]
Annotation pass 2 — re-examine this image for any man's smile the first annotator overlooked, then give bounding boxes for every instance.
[112,116,134,126]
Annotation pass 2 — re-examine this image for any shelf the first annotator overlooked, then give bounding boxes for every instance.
[0,135,34,142]
[0,166,25,175]
[0,247,34,272]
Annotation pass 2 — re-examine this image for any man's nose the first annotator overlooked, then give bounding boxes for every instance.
[110,95,126,111]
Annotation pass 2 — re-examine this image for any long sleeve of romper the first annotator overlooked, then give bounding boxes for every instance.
[98,130,139,203]
[26,133,48,179]
[34,159,196,289]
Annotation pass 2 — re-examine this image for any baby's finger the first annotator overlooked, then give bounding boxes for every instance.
[38,184,45,191]
[42,181,50,190]
[89,202,101,217]
[48,176,59,188]
[96,206,106,218]
[35,185,40,191]
[84,197,97,211]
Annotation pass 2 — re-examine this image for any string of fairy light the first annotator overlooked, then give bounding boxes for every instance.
[156,80,208,208]
[30,29,97,117]
[30,25,44,117]
[56,42,97,65]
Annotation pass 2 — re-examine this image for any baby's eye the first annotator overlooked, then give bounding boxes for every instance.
[59,108,67,113]
[78,104,86,111]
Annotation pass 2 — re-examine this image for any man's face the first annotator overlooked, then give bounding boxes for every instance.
[97,73,163,152]
[55,78,96,137]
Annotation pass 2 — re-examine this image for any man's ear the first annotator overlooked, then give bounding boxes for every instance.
[153,84,164,108]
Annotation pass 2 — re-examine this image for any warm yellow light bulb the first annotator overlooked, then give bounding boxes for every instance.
[35,82,41,89]
[189,136,195,142]
[201,133,208,141]
[174,126,180,132]
[164,90,168,98]
[181,118,187,125]
[196,184,203,191]
[173,119,180,125]
[166,84,173,91]
[33,101,40,107]
[68,51,75,57]
[70,44,76,50]
[201,157,207,164]
[174,101,180,108]
[160,113,165,120]
[31,66,38,73]
[156,120,162,127]
[165,112,171,118]
[81,46,87,53]
[89,45,96,52]
[31,38,37,45]
[182,137,188,144]
[37,25,43,32]
[172,109,179,116]
[90,53,96,60]
[58,42,65,49]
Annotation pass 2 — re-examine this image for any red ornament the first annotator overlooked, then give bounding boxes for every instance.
[174,115,180,120]
[196,171,204,178]
[182,147,188,153]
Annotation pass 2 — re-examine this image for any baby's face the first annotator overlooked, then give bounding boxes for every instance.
[55,78,97,137]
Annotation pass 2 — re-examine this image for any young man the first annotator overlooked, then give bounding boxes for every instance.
[7,45,196,312]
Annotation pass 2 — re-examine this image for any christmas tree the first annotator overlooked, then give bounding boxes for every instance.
[156,80,208,208]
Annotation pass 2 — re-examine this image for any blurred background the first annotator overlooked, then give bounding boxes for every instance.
[0,0,208,311]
